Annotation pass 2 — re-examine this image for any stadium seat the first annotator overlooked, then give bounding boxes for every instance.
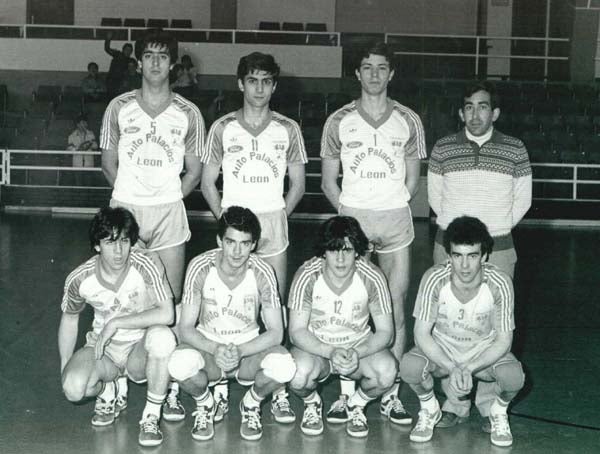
[170,19,192,29]
[565,114,593,135]
[100,18,122,27]
[147,19,169,29]
[258,21,280,30]
[123,18,146,28]
[35,85,61,104]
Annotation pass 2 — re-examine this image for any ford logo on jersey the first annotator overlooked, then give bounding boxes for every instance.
[124,126,141,134]
[227,145,243,153]
[347,141,363,149]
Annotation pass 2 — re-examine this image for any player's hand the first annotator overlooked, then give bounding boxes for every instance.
[330,348,358,376]
[448,367,471,397]
[215,344,239,372]
[95,321,118,360]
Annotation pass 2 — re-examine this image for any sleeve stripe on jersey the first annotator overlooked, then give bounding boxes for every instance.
[61,260,95,312]
[202,113,236,163]
[99,92,133,150]
[175,94,206,157]
[181,251,217,305]
[417,264,451,320]
[393,102,427,159]
[130,251,170,302]
[289,259,322,311]
[273,113,309,164]
[250,255,281,308]
[486,269,513,331]
[356,261,392,314]
[319,102,355,157]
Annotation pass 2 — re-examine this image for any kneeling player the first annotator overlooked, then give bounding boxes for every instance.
[288,216,397,438]
[167,206,296,441]
[399,216,524,446]
[59,207,176,447]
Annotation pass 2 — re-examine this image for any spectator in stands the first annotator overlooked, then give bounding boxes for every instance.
[181,55,199,85]
[170,63,193,98]
[104,31,134,99]
[67,114,98,185]
[81,62,107,102]
[119,58,142,93]
[428,80,532,280]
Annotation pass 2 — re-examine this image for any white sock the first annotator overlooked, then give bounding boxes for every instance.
[98,381,116,401]
[302,390,321,405]
[242,386,263,409]
[347,387,374,409]
[382,382,400,402]
[272,385,287,400]
[340,378,355,398]
[168,381,179,395]
[418,390,440,413]
[490,398,509,415]
[116,376,128,397]
[194,389,214,409]
[213,382,228,401]
[143,391,166,420]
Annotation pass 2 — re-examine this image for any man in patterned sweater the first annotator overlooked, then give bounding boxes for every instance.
[400,216,524,447]
[59,207,176,446]
[428,80,532,279]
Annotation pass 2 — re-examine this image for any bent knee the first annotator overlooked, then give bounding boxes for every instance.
[398,352,428,385]
[495,360,525,393]
[168,348,205,382]
[145,326,176,358]
[62,373,87,402]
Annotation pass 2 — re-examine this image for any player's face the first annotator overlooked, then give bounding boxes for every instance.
[96,232,132,273]
[140,43,171,84]
[449,243,485,285]
[218,227,256,271]
[356,53,394,96]
[324,237,357,282]
[459,90,500,137]
[238,70,276,109]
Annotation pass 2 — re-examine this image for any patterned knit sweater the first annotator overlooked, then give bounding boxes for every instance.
[428,129,532,237]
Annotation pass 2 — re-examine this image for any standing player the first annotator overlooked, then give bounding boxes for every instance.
[399,216,524,447]
[428,81,532,279]
[200,51,307,421]
[59,207,176,446]
[167,206,297,441]
[101,28,204,422]
[320,41,426,423]
[288,216,397,437]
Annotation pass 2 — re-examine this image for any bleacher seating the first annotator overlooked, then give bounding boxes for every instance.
[170,19,192,29]
[100,18,122,27]
[123,18,146,28]
[147,19,169,29]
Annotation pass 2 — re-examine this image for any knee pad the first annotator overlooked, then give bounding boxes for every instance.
[168,349,205,381]
[261,352,297,383]
[145,326,177,357]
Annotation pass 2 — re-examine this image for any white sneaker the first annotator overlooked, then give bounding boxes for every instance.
[489,412,513,447]
[410,408,442,443]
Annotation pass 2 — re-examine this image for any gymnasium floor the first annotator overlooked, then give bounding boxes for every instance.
[1,212,599,454]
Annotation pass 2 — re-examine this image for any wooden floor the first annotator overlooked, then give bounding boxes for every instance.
[1,213,599,454]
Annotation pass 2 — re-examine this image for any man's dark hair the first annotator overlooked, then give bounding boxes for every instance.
[135,28,178,62]
[316,216,369,257]
[463,80,500,110]
[89,207,139,250]
[87,62,99,71]
[237,52,280,82]
[443,216,494,258]
[355,41,395,70]
[181,55,193,67]
[122,43,133,53]
[74,113,88,126]
[217,206,262,243]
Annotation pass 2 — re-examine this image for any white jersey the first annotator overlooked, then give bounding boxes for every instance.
[182,249,280,345]
[100,90,205,206]
[202,110,307,213]
[414,262,514,365]
[61,250,171,345]
[321,99,426,210]
[289,257,392,346]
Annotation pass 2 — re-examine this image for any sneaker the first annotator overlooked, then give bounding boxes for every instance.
[488,413,513,447]
[436,411,468,428]
[163,391,186,422]
[138,415,163,447]
[300,401,323,436]
[271,392,296,424]
[91,395,116,427]
[191,406,215,441]
[346,406,369,438]
[410,409,442,443]
[239,403,263,441]
[115,393,128,417]
[380,395,412,425]
[213,394,229,423]
[326,394,349,424]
